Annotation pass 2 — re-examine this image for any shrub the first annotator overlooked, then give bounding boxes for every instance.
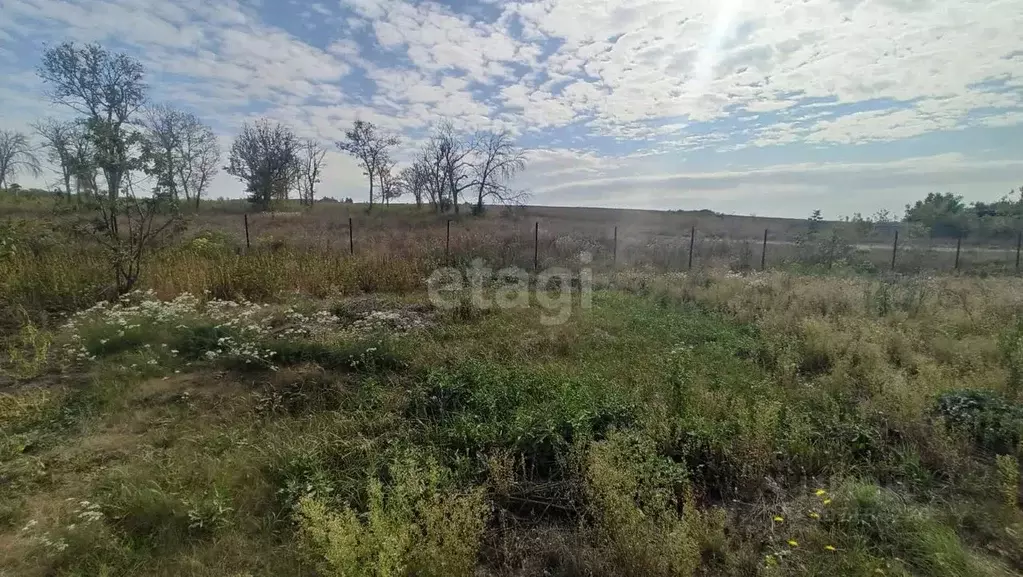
[296,457,489,577]
[584,431,704,577]
[1,310,52,380]
[996,454,1020,509]
[934,390,1023,454]
[1000,319,1023,398]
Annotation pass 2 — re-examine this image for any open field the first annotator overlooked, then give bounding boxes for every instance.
[5,195,1023,576]
[3,194,1022,333]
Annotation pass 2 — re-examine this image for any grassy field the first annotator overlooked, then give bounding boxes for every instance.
[5,195,1023,576]
[2,194,1021,328]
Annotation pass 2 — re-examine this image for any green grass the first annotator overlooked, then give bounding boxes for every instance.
[4,264,1023,576]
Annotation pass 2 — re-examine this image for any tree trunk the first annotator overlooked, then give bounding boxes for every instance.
[477,186,485,214]
[166,149,177,200]
[106,168,120,202]
[368,170,374,211]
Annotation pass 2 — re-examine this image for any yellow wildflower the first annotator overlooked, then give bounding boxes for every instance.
[773,515,784,522]
[808,511,820,519]
[823,498,832,505]
[815,489,827,496]
[824,545,837,551]
[788,540,799,547]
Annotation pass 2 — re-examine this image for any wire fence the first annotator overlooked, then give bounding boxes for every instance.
[239,213,1023,276]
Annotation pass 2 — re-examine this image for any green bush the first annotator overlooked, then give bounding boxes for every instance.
[999,319,1023,398]
[296,457,489,577]
[934,389,1023,454]
[584,430,706,577]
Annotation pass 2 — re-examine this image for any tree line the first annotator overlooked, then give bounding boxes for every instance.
[0,40,531,294]
[902,191,1023,240]
[233,109,526,213]
[0,41,527,215]
[0,43,221,209]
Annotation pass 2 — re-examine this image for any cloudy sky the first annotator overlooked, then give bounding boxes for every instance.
[1,0,1021,218]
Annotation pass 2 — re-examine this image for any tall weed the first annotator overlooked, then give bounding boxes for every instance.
[296,457,489,577]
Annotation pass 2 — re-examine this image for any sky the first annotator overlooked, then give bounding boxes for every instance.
[1,0,1021,218]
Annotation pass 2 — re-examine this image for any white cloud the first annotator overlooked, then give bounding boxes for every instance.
[502,0,1022,139]
[0,0,1020,216]
[523,152,1023,217]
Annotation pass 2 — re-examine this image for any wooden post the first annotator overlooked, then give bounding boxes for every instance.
[1016,232,1022,273]
[613,226,618,266]
[891,230,899,271]
[954,235,962,270]
[687,226,695,270]
[761,228,768,270]
[243,213,250,250]
[446,220,451,264]
[348,217,354,256]
[533,221,539,272]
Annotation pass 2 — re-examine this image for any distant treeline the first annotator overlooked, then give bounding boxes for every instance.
[903,191,1023,240]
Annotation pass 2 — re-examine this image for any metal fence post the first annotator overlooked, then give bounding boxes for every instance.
[891,230,899,271]
[761,228,768,270]
[243,213,250,251]
[534,221,539,272]
[687,226,695,270]
[1016,232,1021,273]
[613,225,618,266]
[348,217,354,255]
[446,220,451,265]
[954,235,962,270]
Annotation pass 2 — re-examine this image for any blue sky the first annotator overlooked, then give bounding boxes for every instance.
[1,0,1021,218]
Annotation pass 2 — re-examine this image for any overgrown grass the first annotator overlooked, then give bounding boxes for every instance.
[5,242,1023,575]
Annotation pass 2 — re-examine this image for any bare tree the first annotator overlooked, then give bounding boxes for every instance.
[142,105,219,210]
[226,119,300,211]
[470,130,527,213]
[142,104,186,201]
[0,130,42,191]
[398,162,429,209]
[38,42,146,201]
[432,122,474,215]
[378,156,398,206]
[70,130,98,198]
[32,119,77,198]
[298,138,327,206]
[72,172,184,294]
[419,142,448,212]
[335,120,398,210]
[176,117,219,211]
